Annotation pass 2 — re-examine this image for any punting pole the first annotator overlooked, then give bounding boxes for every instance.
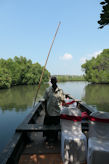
[33,22,61,107]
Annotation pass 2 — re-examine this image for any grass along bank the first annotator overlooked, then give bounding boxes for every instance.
[55,75,85,82]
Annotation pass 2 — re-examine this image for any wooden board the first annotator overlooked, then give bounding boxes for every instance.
[22,132,61,154]
[16,124,61,132]
[19,154,63,164]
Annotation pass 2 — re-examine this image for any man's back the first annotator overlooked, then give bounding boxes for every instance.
[44,86,65,116]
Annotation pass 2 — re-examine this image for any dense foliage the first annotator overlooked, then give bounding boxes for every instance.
[98,0,109,28]
[81,49,109,83]
[56,75,85,82]
[0,56,50,89]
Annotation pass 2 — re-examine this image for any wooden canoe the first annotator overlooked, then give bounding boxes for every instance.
[0,98,97,164]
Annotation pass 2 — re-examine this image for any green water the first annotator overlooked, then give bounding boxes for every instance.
[82,83,109,112]
[0,81,109,153]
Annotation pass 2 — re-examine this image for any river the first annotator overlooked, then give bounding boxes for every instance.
[0,81,109,153]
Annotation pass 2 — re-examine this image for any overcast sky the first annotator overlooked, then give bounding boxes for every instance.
[0,0,109,75]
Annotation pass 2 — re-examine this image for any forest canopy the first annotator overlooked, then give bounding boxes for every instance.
[0,56,50,89]
[98,0,109,28]
[81,49,109,84]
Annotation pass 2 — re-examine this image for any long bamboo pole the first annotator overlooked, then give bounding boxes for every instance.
[33,22,61,107]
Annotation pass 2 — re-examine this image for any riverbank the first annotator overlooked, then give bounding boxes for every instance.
[56,75,85,82]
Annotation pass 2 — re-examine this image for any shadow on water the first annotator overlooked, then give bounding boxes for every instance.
[82,84,109,112]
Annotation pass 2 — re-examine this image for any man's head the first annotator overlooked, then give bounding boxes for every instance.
[50,76,57,85]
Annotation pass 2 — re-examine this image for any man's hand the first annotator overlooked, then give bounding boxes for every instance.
[62,101,69,107]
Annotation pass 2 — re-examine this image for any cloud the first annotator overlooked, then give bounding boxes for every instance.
[88,50,103,58]
[60,53,73,60]
[80,57,87,64]
[80,49,103,64]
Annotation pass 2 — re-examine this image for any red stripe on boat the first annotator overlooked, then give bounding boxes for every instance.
[60,114,82,121]
[62,100,76,106]
[66,100,76,105]
[89,116,109,123]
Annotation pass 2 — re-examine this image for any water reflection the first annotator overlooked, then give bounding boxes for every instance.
[58,81,88,100]
[0,84,49,112]
[0,82,109,153]
[0,84,49,153]
[82,84,109,112]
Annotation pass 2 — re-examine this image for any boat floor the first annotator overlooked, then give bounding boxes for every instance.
[18,110,87,164]
[18,132,86,164]
[19,154,63,164]
[19,110,63,163]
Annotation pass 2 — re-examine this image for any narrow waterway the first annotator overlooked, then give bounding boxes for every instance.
[0,81,109,153]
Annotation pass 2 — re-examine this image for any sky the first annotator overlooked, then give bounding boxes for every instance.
[0,0,109,75]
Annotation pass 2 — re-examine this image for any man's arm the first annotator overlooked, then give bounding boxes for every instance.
[44,100,49,115]
[43,89,49,115]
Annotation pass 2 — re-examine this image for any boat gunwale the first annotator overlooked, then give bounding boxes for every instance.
[0,99,97,164]
[0,101,43,164]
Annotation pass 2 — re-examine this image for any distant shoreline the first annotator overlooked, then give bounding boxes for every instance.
[55,75,85,82]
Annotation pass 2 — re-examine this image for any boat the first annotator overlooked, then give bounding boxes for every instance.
[0,97,97,164]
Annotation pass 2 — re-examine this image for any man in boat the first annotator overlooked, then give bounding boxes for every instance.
[43,76,66,142]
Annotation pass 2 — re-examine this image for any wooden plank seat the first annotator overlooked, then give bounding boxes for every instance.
[16,124,61,132]
[16,120,88,133]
